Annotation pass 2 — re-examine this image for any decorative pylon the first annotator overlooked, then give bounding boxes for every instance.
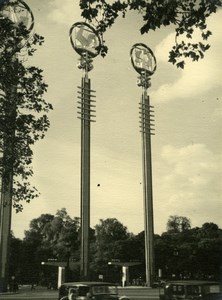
[130,43,157,287]
[77,53,96,280]
[69,22,101,280]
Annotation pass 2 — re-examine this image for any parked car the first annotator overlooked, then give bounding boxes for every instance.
[159,280,221,300]
[58,281,130,300]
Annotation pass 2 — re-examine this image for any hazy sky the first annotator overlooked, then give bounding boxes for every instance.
[11,0,222,238]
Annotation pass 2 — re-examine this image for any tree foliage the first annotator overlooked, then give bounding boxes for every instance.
[10,209,81,285]
[9,213,222,285]
[90,218,145,282]
[166,215,191,233]
[156,220,222,280]
[0,16,53,211]
[41,208,80,260]
[93,218,129,259]
[79,0,222,68]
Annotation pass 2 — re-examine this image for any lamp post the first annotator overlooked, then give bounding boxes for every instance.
[130,43,157,287]
[0,0,34,292]
[69,22,101,280]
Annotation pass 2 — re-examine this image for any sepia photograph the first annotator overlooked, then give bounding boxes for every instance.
[0,0,221,299]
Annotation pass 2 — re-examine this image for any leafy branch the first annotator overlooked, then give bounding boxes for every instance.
[79,0,222,68]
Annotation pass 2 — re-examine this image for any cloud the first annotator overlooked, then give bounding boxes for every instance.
[155,143,222,230]
[152,10,222,103]
[47,0,81,25]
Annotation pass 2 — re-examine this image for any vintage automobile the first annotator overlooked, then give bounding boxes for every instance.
[159,280,222,300]
[58,281,130,300]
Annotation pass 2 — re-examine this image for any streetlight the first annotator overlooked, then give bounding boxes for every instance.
[0,0,34,292]
[69,22,101,280]
[130,43,157,288]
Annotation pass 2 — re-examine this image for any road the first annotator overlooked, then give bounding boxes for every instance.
[0,286,162,300]
[119,287,162,299]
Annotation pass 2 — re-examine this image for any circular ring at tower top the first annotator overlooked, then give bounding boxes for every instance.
[69,22,101,58]
[130,43,157,76]
[0,0,34,32]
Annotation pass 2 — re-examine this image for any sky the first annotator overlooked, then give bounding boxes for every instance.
[10,0,222,239]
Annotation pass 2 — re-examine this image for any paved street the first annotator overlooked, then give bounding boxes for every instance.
[119,287,161,299]
[0,286,161,300]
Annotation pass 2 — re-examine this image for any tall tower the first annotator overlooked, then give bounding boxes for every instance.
[130,43,157,287]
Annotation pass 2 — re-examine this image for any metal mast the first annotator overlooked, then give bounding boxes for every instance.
[69,22,101,280]
[130,43,157,287]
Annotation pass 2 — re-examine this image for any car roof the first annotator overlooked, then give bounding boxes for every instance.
[166,280,219,285]
[61,282,116,287]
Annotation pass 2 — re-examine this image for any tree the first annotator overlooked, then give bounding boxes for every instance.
[41,208,80,261]
[24,213,54,240]
[93,217,129,264]
[79,0,221,68]
[8,211,222,284]
[17,214,54,285]
[19,209,81,285]
[0,16,52,212]
[193,223,222,279]
[156,219,222,280]
[91,218,130,280]
[166,215,191,233]
[0,7,52,292]
[199,222,220,238]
